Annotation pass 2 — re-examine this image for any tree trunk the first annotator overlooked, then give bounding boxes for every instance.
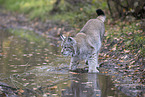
[50,0,61,14]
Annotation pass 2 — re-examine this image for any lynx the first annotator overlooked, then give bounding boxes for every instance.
[61,9,106,73]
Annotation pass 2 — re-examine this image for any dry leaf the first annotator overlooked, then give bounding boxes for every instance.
[19,89,24,93]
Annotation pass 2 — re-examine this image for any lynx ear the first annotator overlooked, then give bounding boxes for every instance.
[60,34,66,41]
[68,37,77,56]
[68,37,76,44]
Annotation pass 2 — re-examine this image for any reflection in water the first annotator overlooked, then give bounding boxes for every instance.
[0,29,64,77]
[62,73,101,97]
[61,73,128,97]
[0,29,129,97]
[0,30,12,77]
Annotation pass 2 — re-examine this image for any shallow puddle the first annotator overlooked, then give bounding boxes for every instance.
[0,29,130,97]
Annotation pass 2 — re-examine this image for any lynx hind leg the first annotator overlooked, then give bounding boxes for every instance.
[69,57,79,70]
[88,53,99,73]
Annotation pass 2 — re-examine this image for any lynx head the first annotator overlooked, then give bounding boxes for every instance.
[60,35,76,56]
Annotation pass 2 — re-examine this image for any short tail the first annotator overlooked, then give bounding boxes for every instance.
[96,9,106,22]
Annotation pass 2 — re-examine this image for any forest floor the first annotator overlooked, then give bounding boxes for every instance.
[0,8,145,97]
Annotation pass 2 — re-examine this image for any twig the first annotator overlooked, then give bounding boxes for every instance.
[24,58,31,72]
[10,75,18,89]
[9,75,41,96]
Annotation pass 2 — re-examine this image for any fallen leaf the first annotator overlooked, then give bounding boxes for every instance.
[19,89,24,93]
[96,94,101,96]
[130,61,135,65]
[69,72,79,74]
[124,49,130,53]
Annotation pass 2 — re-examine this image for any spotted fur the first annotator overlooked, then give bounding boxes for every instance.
[61,9,106,73]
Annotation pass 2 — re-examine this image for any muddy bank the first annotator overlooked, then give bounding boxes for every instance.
[0,29,130,97]
[0,9,144,97]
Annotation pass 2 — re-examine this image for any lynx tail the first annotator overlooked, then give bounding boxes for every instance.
[96,9,106,22]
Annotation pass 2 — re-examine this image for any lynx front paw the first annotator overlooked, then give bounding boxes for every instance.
[88,68,99,73]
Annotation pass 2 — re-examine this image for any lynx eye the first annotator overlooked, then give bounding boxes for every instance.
[64,46,67,49]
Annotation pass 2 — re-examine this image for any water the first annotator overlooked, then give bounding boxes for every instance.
[0,29,129,97]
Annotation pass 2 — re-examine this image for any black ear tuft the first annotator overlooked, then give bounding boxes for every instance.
[60,34,66,41]
[96,9,105,16]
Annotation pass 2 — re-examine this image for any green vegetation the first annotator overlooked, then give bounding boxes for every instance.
[106,21,145,57]
[0,0,55,20]
[0,0,107,23]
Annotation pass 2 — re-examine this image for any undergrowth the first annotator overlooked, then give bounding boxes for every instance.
[0,0,55,20]
[106,21,145,57]
[0,0,107,24]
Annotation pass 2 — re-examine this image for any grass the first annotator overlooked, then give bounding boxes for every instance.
[0,0,107,22]
[0,0,55,20]
[106,21,145,57]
